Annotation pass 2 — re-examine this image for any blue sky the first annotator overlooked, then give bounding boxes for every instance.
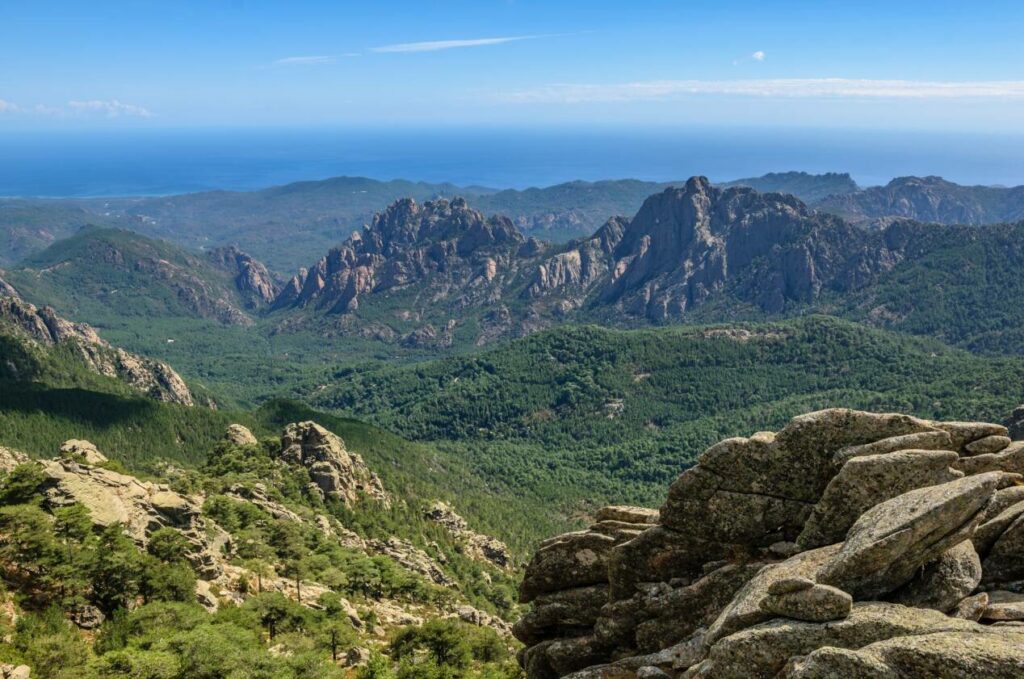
[2,0,1023,131]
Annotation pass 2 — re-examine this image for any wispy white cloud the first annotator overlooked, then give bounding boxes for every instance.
[67,99,154,118]
[752,50,766,62]
[273,55,337,66]
[0,98,155,119]
[371,35,542,53]
[501,78,1024,103]
[271,54,359,66]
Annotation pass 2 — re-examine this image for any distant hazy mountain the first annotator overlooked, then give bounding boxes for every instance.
[720,170,860,203]
[816,175,1024,225]
[0,172,860,270]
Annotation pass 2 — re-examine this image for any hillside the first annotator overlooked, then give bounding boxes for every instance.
[2,227,260,330]
[304,317,1024,512]
[720,170,859,203]
[816,175,1024,225]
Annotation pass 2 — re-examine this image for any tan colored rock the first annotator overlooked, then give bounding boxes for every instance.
[783,628,1024,678]
[224,424,259,446]
[955,441,1024,476]
[818,472,1006,599]
[59,439,108,465]
[688,603,979,679]
[798,449,961,549]
[595,506,659,524]
[515,585,609,645]
[931,421,1009,451]
[952,592,989,621]
[982,513,1024,586]
[0,446,29,473]
[278,422,387,505]
[761,583,852,623]
[521,532,617,602]
[704,544,841,645]
[965,435,1012,456]
[832,430,952,465]
[973,500,1024,555]
[982,591,1024,622]
[424,501,513,569]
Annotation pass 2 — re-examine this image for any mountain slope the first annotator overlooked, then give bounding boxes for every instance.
[816,175,1024,225]
[720,170,859,203]
[3,227,261,328]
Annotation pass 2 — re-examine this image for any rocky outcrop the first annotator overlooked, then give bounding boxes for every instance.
[276,421,388,505]
[0,295,194,405]
[425,501,514,569]
[272,197,525,315]
[516,408,1024,679]
[208,245,279,308]
[35,440,221,577]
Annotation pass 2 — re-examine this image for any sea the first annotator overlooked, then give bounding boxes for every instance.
[2,126,1024,197]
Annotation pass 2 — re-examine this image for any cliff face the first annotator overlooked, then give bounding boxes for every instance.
[272,197,525,315]
[515,408,1024,678]
[208,245,280,308]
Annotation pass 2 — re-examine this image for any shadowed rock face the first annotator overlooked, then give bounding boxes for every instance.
[515,407,1024,679]
[208,245,280,308]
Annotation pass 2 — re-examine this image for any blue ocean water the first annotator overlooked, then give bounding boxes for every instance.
[2,126,1023,197]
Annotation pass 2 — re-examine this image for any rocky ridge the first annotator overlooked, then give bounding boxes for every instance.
[816,175,1024,226]
[274,178,967,339]
[515,408,1024,678]
[5,422,513,640]
[0,291,194,405]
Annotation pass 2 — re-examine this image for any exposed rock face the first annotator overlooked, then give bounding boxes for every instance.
[35,441,219,576]
[224,423,259,446]
[208,245,279,308]
[277,421,388,505]
[0,295,194,405]
[272,197,525,315]
[424,501,514,569]
[516,408,1024,679]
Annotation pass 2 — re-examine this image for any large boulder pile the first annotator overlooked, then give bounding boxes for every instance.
[277,421,388,505]
[515,409,1024,678]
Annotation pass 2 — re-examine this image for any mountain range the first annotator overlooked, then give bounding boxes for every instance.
[9,175,1024,363]
[10,170,1024,274]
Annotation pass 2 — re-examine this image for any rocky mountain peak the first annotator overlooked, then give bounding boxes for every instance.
[272,197,526,315]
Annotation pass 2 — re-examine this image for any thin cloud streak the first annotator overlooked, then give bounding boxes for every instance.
[0,98,155,119]
[273,55,337,66]
[501,78,1024,103]
[371,35,542,53]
